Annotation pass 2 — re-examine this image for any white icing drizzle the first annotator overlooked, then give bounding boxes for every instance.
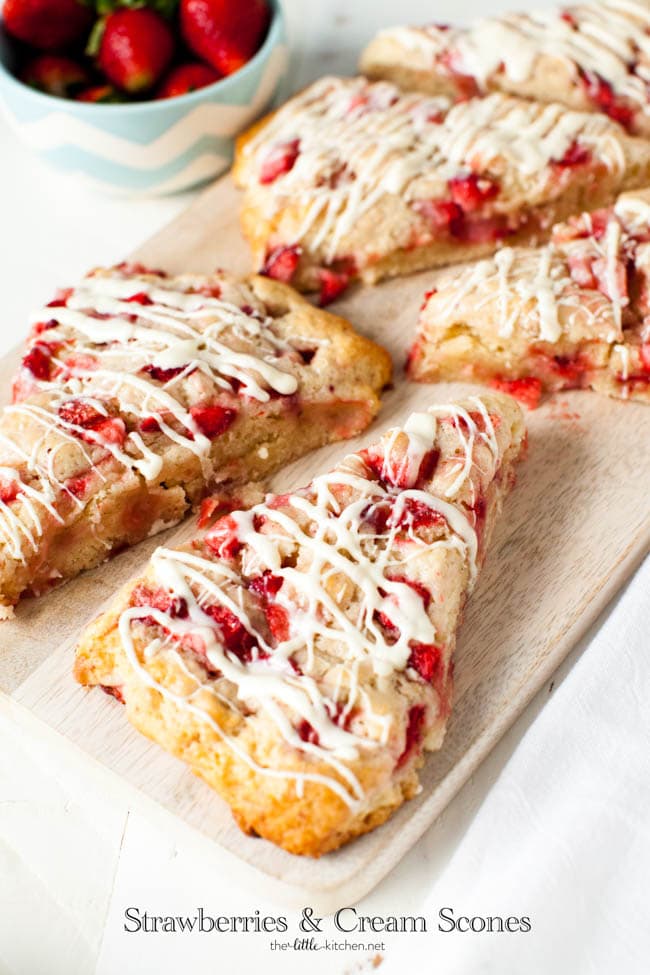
[118,401,498,806]
[0,268,301,567]
[377,1,650,122]
[241,77,623,262]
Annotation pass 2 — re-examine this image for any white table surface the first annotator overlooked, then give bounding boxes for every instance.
[1,2,649,973]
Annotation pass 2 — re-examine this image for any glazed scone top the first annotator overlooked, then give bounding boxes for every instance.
[371,0,650,120]
[0,265,321,565]
[237,76,628,262]
[118,396,518,807]
[420,188,650,345]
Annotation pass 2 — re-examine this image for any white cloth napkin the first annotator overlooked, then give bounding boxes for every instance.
[378,553,650,975]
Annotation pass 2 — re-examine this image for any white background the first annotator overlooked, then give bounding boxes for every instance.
[1,2,649,973]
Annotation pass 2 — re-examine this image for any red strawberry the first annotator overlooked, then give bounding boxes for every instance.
[180,0,271,77]
[205,514,241,559]
[408,642,442,683]
[396,705,426,768]
[318,267,349,306]
[554,141,591,168]
[448,172,499,211]
[0,476,19,505]
[157,62,221,99]
[3,0,92,50]
[249,571,283,600]
[296,719,320,746]
[76,85,123,104]
[259,139,300,184]
[204,602,258,662]
[142,363,185,383]
[580,70,634,129]
[189,404,237,439]
[131,584,188,619]
[261,244,301,283]
[640,344,650,374]
[413,198,464,235]
[98,9,175,95]
[490,376,543,410]
[57,399,127,445]
[22,341,59,381]
[21,55,90,99]
[265,603,290,642]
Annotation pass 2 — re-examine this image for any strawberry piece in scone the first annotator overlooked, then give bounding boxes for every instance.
[75,393,525,856]
[0,265,390,617]
[360,1,650,138]
[407,188,650,407]
[233,76,650,298]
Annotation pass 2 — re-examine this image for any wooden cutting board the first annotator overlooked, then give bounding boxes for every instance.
[1,176,649,911]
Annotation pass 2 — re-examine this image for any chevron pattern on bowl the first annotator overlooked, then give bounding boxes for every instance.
[0,1,288,196]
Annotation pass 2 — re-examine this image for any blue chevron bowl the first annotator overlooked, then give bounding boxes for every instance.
[0,0,288,196]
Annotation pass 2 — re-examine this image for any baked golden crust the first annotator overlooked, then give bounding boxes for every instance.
[75,393,526,857]
[407,189,650,407]
[360,1,650,138]
[0,265,391,616]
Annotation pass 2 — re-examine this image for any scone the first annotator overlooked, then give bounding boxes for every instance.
[75,393,526,857]
[360,1,650,137]
[0,263,391,616]
[232,76,650,299]
[407,189,650,407]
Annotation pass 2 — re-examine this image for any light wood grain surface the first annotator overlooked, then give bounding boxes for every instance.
[1,176,649,908]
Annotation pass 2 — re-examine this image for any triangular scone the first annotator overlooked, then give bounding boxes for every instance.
[232,76,650,300]
[407,189,650,407]
[75,393,526,857]
[0,264,390,617]
[361,1,650,138]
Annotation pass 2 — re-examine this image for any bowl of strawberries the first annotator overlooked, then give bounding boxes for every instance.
[0,0,287,194]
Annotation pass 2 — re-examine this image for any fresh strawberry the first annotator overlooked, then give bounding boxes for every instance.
[396,705,426,768]
[157,62,221,99]
[490,376,543,410]
[57,399,127,445]
[318,267,349,306]
[180,0,271,77]
[554,141,591,168]
[640,344,650,373]
[296,720,320,746]
[21,55,90,99]
[76,84,123,104]
[261,244,301,283]
[259,139,300,184]
[580,70,635,130]
[0,476,19,505]
[413,198,464,235]
[141,363,185,383]
[131,584,188,619]
[448,172,499,211]
[204,514,241,559]
[189,403,237,439]
[204,602,258,662]
[22,341,59,381]
[98,9,175,95]
[408,642,442,683]
[265,602,290,642]
[3,0,92,50]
